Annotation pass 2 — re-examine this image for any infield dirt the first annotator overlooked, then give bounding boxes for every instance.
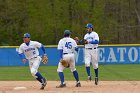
[0,81,140,93]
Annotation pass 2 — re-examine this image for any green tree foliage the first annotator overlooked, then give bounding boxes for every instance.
[0,0,28,45]
[0,0,140,45]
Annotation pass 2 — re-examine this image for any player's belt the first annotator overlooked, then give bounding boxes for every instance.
[30,57,37,60]
[86,48,97,50]
[63,52,74,55]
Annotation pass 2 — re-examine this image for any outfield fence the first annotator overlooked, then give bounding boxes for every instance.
[0,44,139,66]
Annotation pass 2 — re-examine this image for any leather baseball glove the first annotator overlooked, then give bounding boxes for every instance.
[42,54,48,64]
[60,59,69,68]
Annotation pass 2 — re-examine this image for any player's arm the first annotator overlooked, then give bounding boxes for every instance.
[89,33,99,44]
[74,39,86,45]
[18,46,26,63]
[89,40,99,44]
[83,35,89,44]
[75,47,79,53]
[57,40,63,59]
[18,53,24,59]
[58,49,63,59]
[41,44,46,55]
[34,41,46,55]
[77,40,85,45]
[74,37,87,45]
[18,53,26,63]
[73,39,79,53]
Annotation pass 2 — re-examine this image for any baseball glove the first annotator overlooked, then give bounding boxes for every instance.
[60,59,69,68]
[41,54,48,64]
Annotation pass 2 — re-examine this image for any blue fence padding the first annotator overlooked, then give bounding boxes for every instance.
[0,45,139,66]
[99,46,140,64]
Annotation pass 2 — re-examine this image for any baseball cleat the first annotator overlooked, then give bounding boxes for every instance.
[75,82,81,87]
[40,78,47,90]
[88,76,92,81]
[95,77,98,85]
[56,83,66,88]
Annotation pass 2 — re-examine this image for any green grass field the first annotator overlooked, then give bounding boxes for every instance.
[0,64,140,81]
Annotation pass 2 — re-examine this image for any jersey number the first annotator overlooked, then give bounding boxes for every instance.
[33,51,36,55]
[65,42,72,49]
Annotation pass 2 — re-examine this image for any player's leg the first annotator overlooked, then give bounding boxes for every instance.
[56,62,66,88]
[91,49,99,85]
[84,49,92,80]
[29,56,47,89]
[70,54,81,87]
[72,70,81,87]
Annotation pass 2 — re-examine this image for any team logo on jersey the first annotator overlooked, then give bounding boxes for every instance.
[86,37,93,40]
[24,48,35,52]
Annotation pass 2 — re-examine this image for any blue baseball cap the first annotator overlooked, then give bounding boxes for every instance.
[85,23,93,28]
[64,30,71,35]
[23,33,30,38]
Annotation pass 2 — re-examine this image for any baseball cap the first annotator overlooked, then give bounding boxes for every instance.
[85,23,93,28]
[64,30,71,35]
[23,33,30,38]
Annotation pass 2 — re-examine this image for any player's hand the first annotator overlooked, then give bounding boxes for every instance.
[74,37,79,44]
[22,59,26,63]
[84,40,88,44]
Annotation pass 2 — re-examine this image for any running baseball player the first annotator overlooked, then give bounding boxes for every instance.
[18,33,47,90]
[84,23,99,85]
[56,30,81,88]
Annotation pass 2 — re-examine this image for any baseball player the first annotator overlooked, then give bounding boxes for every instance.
[84,23,99,85]
[56,30,81,88]
[18,33,47,90]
